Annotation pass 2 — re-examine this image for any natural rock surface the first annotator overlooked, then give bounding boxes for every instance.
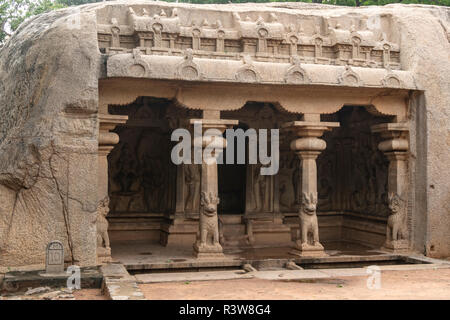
[0,5,100,268]
[0,1,449,269]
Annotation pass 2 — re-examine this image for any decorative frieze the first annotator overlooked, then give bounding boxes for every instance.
[98,7,402,70]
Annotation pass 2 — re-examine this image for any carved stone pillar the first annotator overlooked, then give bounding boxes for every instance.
[190,112,238,259]
[97,114,128,262]
[283,116,339,257]
[372,123,409,253]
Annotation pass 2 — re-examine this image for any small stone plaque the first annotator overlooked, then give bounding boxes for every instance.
[45,241,64,274]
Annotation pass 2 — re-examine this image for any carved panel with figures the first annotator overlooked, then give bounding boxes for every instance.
[316,106,392,217]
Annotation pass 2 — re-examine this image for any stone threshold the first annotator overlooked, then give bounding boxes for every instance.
[101,264,145,300]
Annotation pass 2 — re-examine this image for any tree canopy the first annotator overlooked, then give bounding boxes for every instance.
[1,0,449,46]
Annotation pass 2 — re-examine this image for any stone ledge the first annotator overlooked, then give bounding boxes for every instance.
[0,267,103,294]
[101,263,145,300]
[106,53,417,90]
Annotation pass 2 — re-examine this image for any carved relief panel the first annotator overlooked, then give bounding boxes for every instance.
[222,103,302,216]
[317,106,392,217]
[107,97,177,215]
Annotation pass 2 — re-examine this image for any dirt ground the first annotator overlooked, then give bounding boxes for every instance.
[139,269,450,300]
[73,289,108,300]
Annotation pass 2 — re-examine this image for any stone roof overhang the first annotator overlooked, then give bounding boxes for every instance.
[101,51,415,122]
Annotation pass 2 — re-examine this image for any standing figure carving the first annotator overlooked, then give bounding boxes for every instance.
[253,164,270,212]
[97,197,111,260]
[195,192,221,251]
[252,165,262,211]
[142,154,165,212]
[114,143,138,194]
[185,164,200,211]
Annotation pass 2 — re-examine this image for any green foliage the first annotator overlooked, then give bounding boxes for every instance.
[166,0,450,4]
[0,0,104,45]
[57,0,103,6]
[1,0,449,46]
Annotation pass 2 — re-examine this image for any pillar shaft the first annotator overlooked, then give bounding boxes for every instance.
[386,152,408,196]
[372,123,409,252]
[190,116,238,259]
[283,119,339,257]
[299,153,320,196]
[97,113,128,262]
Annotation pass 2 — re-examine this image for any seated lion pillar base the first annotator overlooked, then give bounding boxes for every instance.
[193,243,225,259]
[97,247,113,264]
[290,241,328,258]
[381,240,409,253]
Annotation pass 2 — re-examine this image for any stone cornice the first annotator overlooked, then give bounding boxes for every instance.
[104,51,416,90]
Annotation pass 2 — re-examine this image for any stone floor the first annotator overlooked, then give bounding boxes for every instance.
[111,240,383,269]
[0,288,107,300]
[139,268,450,300]
[2,250,449,300]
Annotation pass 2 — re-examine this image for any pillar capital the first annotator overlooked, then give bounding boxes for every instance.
[189,118,238,134]
[99,114,129,132]
[98,114,128,155]
[282,121,340,139]
[371,122,409,137]
[371,122,409,153]
[283,121,339,162]
[371,122,410,253]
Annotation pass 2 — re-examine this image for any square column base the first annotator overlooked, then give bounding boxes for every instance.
[381,240,409,253]
[97,247,113,263]
[290,242,328,258]
[193,243,224,259]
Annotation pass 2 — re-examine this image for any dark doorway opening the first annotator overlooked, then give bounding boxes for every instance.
[218,124,248,214]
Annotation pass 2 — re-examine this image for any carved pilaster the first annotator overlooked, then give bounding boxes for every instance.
[283,116,339,257]
[97,113,128,262]
[98,114,129,200]
[372,123,409,253]
[190,115,238,259]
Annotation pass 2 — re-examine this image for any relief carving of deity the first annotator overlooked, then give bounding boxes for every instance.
[141,153,165,212]
[113,142,139,195]
[252,164,270,212]
[185,164,201,212]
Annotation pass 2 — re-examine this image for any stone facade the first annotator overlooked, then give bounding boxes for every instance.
[0,1,449,269]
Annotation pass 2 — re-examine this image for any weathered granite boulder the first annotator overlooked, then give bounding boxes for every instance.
[0,1,449,269]
[0,5,101,268]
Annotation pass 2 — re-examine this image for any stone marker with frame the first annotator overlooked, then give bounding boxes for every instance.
[44,241,65,275]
